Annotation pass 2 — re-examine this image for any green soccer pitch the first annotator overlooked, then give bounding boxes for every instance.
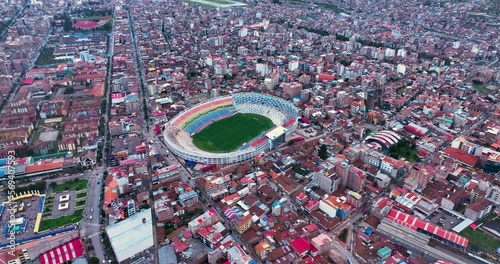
[192,113,274,153]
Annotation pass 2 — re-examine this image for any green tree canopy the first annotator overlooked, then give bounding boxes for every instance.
[319,144,328,160]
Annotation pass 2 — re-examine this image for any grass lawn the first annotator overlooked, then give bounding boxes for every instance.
[472,83,491,94]
[75,200,86,207]
[76,193,87,199]
[460,228,500,254]
[338,228,348,243]
[39,209,84,232]
[192,113,273,153]
[52,179,88,193]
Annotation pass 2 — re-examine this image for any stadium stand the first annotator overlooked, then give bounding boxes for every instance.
[183,106,236,134]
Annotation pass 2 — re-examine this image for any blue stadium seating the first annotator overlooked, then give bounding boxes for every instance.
[183,106,236,134]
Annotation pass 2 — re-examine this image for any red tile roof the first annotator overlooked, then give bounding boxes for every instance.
[303,223,319,233]
[296,192,307,201]
[443,147,479,166]
[318,73,335,82]
[24,160,63,174]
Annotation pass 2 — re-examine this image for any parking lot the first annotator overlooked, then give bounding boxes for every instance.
[426,210,462,231]
[295,126,318,138]
[0,195,43,243]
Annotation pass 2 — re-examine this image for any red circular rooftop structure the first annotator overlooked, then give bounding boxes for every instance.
[73,21,100,29]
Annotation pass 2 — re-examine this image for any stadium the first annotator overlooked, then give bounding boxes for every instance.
[163,93,299,165]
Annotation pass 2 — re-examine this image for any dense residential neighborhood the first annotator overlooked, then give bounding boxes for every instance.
[0,0,498,263]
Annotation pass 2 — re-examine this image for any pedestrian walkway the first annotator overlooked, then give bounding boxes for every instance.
[88,231,100,239]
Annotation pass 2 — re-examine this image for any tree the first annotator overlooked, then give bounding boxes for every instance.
[64,87,74,94]
[339,60,352,67]
[288,140,295,146]
[318,144,328,160]
[89,257,100,264]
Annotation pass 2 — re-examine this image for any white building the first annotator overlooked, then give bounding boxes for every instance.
[239,27,248,37]
[313,170,340,193]
[256,63,268,77]
[397,64,406,75]
[288,60,299,71]
[264,72,279,90]
[319,199,337,218]
[385,48,396,57]
[397,49,407,57]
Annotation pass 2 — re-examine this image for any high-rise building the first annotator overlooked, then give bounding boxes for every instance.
[256,63,268,77]
[282,82,302,98]
[288,60,299,71]
[408,166,432,189]
[313,169,340,193]
[346,166,366,192]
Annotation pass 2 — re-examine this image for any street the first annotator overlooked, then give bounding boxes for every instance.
[126,7,159,264]
[79,167,106,262]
